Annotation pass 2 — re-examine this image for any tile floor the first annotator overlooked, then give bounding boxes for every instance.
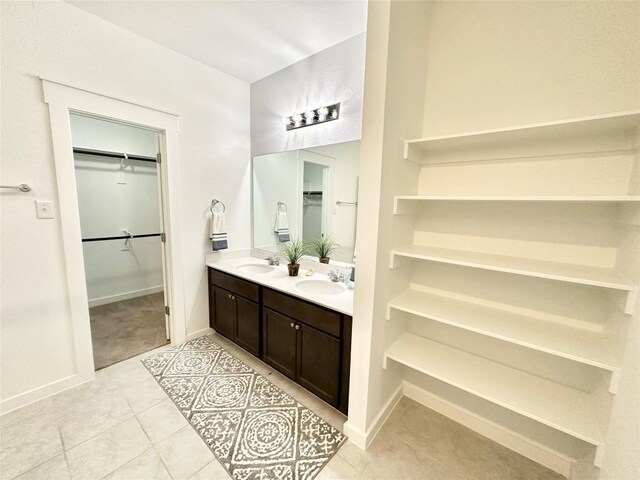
[1,332,564,480]
[90,293,169,370]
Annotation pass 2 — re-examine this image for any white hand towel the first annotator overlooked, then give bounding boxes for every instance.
[210,211,228,251]
[274,209,290,242]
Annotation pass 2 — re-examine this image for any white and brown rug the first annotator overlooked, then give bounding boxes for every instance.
[142,335,346,480]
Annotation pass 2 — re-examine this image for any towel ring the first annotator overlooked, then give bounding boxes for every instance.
[211,199,225,214]
[277,201,287,212]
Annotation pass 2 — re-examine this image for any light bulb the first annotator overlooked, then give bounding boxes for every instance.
[305,110,316,123]
[292,113,303,124]
[317,106,329,119]
[281,116,292,126]
[330,108,338,119]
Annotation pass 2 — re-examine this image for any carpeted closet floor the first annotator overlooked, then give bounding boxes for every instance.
[90,292,169,370]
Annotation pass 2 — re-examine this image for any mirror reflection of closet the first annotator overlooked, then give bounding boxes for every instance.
[253,140,360,264]
[302,162,325,242]
[71,113,170,370]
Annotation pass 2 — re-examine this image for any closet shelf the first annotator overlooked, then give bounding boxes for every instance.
[393,195,640,212]
[390,244,637,293]
[403,111,640,164]
[384,333,605,446]
[387,288,620,372]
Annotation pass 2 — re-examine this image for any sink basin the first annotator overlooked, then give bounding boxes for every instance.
[235,264,274,274]
[295,280,346,296]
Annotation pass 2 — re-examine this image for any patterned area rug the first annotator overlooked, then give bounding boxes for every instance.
[142,335,346,480]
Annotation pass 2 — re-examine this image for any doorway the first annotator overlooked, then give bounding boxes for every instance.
[71,113,170,370]
[299,149,335,243]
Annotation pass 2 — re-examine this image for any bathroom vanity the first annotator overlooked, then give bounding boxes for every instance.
[207,259,353,414]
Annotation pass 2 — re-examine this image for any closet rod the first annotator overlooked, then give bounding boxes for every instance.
[82,232,161,243]
[73,147,157,163]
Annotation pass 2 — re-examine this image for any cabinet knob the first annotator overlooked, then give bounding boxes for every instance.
[295,324,300,330]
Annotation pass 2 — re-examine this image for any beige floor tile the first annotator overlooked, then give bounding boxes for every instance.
[12,454,69,480]
[120,376,167,414]
[96,356,155,389]
[137,399,189,444]
[57,386,134,449]
[316,454,361,480]
[155,426,215,480]
[381,398,563,480]
[66,417,150,480]
[336,441,370,475]
[0,414,63,480]
[362,435,468,480]
[187,459,232,480]
[103,448,171,480]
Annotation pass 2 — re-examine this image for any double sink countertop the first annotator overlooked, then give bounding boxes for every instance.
[206,255,354,316]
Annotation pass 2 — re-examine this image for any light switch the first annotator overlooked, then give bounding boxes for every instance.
[35,200,54,219]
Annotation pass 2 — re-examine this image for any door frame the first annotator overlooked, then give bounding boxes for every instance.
[42,79,186,385]
[297,149,336,240]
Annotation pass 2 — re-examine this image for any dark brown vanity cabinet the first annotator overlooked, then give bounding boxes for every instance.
[207,267,352,414]
[263,288,351,413]
[208,269,260,357]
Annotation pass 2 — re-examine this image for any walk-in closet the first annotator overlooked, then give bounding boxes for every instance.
[71,114,169,369]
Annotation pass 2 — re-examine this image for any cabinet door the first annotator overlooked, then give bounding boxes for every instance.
[213,286,234,340]
[234,296,260,357]
[263,308,297,380]
[297,323,341,406]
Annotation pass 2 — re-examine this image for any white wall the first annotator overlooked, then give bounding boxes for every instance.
[250,33,366,157]
[0,1,250,408]
[421,1,640,137]
[70,114,159,156]
[71,115,163,305]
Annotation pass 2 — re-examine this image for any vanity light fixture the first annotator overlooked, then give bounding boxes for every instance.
[282,103,340,131]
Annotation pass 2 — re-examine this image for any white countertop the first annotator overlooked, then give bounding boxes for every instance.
[206,255,354,316]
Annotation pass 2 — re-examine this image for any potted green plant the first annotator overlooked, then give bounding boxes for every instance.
[311,234,339,264]
[280,237,309,276]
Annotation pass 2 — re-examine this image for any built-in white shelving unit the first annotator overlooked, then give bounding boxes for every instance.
[384,111,640,474]
[387,288,621,373]
[385,332,605,445]
[403,111,640,164]
[394,195,640,213]
[390,244,636,297]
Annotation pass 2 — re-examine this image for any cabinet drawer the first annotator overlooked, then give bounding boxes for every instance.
[263,288,341,337]
[209,268,259,302]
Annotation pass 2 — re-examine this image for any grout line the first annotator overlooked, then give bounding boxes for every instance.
[131,415,175,480]
[7,430,69,480]
[63,415,135,454]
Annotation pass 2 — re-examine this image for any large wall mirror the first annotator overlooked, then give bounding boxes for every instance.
[252,140,359,265]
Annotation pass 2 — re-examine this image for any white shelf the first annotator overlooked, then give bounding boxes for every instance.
[390,244,637,293]
[388,288,620,372]
[384,333,605,446]
[404,111,640,164]
[394,195,640,212]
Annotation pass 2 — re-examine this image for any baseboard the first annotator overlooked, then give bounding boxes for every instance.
[186,327,215,341]
[88,285,164,307]
[343,383,403,449]
[0,373,93,415]
[403,381,575,478]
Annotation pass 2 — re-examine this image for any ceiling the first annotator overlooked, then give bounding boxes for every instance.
[68,0,368,83]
